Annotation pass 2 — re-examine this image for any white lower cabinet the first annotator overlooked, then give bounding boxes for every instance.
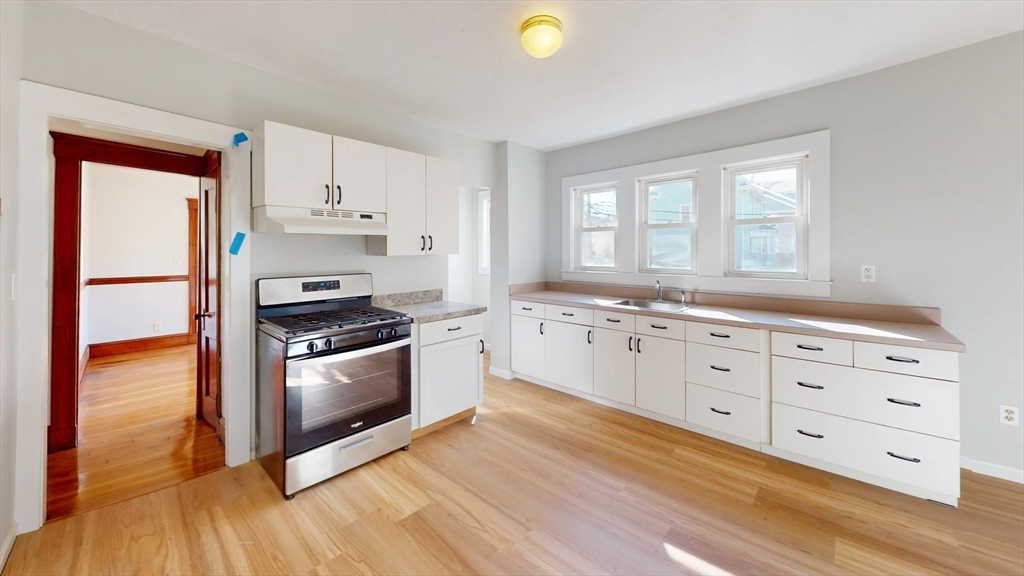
[420,335,483,427]
[511,314,545,379]
[593,328,635,405]
[686,382,761,442]
[635,335,686,421]
[544,320,594,394]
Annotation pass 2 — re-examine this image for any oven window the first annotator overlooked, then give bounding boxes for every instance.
[285,341,411,456]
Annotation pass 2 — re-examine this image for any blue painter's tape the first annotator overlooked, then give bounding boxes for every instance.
[229,232,246,255]
[231,132,249,147]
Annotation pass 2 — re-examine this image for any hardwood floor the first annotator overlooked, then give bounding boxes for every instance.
[9,351,1022,575]
[45,346,224,521]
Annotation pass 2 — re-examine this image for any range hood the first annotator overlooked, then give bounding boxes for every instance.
[253,206,388,235]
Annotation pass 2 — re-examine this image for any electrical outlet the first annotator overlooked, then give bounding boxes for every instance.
[1000,405,1019,426]
[861,265,876,283]
[153,323,162,333]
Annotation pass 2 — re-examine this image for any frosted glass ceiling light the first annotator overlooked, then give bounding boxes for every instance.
[520,15,563,59]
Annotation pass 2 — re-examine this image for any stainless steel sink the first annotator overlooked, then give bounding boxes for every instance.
[612,299,695,312]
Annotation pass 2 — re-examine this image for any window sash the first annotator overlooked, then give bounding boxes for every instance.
[574,186,618,271]
[639,175,696,274]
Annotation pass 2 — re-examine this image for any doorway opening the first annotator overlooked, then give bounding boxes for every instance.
[45,129,225,521]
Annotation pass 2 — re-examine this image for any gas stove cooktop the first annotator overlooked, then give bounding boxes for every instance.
[260,306,406,336]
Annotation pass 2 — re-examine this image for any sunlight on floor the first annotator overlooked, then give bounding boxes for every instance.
[663,542,734,576]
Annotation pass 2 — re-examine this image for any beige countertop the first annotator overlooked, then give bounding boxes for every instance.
[512,291,965,352]
[392,300,487,324]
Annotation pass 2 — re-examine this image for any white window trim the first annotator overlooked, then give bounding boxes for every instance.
[725,155,809,279]
[638,173,698,275]
[572,183,619,271]
[477,190,490,275]
[561,130,831,298]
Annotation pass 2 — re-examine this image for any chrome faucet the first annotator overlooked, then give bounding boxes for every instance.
[655,280,663,302]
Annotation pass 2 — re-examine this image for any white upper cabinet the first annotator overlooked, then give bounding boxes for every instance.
[332,135,386,213]
[254,121,333,210]
[426,156,460,254]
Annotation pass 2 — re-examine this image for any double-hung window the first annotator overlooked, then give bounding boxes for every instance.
[639,175,696,273]
[725,156,808,278]
[575,185,617,269]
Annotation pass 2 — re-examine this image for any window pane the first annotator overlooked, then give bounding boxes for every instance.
[735,166,798,219]
[648,180,693,224]
[734,222,797,273]
[647,228,692,270]
[582,190,617,227]
[581,230,615,267]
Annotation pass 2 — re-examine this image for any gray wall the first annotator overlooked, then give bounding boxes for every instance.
[0,0,23,557]
[545,32,1024,472]
[21,1,498,297]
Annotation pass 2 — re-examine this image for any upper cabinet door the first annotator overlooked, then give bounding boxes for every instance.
[384,148,427,255]
[425,156,460,255]
[333,135,386,214]
[257,121,333,209]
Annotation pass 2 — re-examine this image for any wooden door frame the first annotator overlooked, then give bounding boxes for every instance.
[49,132,211,453]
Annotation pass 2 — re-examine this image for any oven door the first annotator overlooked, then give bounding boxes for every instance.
[284,337,411,458]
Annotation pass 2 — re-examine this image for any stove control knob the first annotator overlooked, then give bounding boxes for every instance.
[323,338,335,350]
[391,328,399,337]
[307,341,318,353]
[377,330,385,340]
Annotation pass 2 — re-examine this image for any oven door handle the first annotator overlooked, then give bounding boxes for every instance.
[287,337,411,369]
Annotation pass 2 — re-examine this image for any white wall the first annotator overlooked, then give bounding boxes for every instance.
[22,1,498,300]
[472,189,492,344]
[447,186,475,304]
[80,163,197,344]
[0,0,23,557]
[545,32,1024,474]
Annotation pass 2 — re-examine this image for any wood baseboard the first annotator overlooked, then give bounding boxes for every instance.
[47,425,77,454]
[89,333,191,358]
[78,346,90,384]
[412,407,476,440]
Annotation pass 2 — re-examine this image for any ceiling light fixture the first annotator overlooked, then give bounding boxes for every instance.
[520,15,563,59]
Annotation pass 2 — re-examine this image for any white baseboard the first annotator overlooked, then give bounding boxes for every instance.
[488,366,513,380]
[1,521,18,571]
[961,456,1024,484]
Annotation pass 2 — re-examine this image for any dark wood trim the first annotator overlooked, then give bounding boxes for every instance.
[85,275,190,286]
[78,346,90,385]
[89,334,191,359]
[49,155,82,454]
[187,198,199,345]
[51,132,208,176]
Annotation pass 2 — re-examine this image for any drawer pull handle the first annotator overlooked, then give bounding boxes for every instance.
[606,318,621,323]
[796,344,823,351]
[710,365,731,372]
[522,307,533,311]
[651,324,668,330]
[797,381,824,390]
[539,322,544,335]
[628,336,633,352]
[797,429,824,439]
[887,451,921,463]
[447,326,462,332]
[587,330,592,344]
[709,332,731,338]
[637,338,642,354]
[885,355,920,364]
[709,407,731,416]
[562,312,575,317]
[887,398,921,407]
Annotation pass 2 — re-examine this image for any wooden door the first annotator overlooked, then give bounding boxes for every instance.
[333,135,386,213]
[544,321,593,394]
[593,328,636,405]
[383,148,426,255]
[196,151,222,438]
[260,121,333,209]
[511,315,545,379]
[425,156,460,254]
[419,336,482,427]
[635,335,686,421]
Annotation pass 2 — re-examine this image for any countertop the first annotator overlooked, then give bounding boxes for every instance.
[392,300,488,324]
[512,291,965,352]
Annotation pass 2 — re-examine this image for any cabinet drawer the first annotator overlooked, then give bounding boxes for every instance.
[545,304,593,326]
[420,315,483,346]
[686,342,762,398]
[594,310,635,333]
[511,300,545,319]
[772,357,959,440]
[771,332,852,366]
[635,315,686,341]
[854,342,959,381]
[772,403,960,497]
[686,322,761,352]
[686,383,761,443]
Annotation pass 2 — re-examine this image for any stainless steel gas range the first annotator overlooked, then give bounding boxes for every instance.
[255,273,412,499]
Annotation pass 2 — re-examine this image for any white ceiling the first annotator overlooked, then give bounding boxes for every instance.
[61,1,1023,151]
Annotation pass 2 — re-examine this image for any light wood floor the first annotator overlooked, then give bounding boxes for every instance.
[9,352,1023,575]
[45,346,224,521]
